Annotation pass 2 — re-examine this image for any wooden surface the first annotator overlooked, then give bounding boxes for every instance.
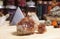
[46,16,60,21]
[0,21,60,39]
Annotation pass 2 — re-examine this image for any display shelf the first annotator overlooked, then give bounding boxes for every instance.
[6,5,16,9]
[0,5,4,9]
[46,16,60,21]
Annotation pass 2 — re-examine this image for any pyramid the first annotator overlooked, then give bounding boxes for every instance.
[11,7,25,25]
[28,12,40,24]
